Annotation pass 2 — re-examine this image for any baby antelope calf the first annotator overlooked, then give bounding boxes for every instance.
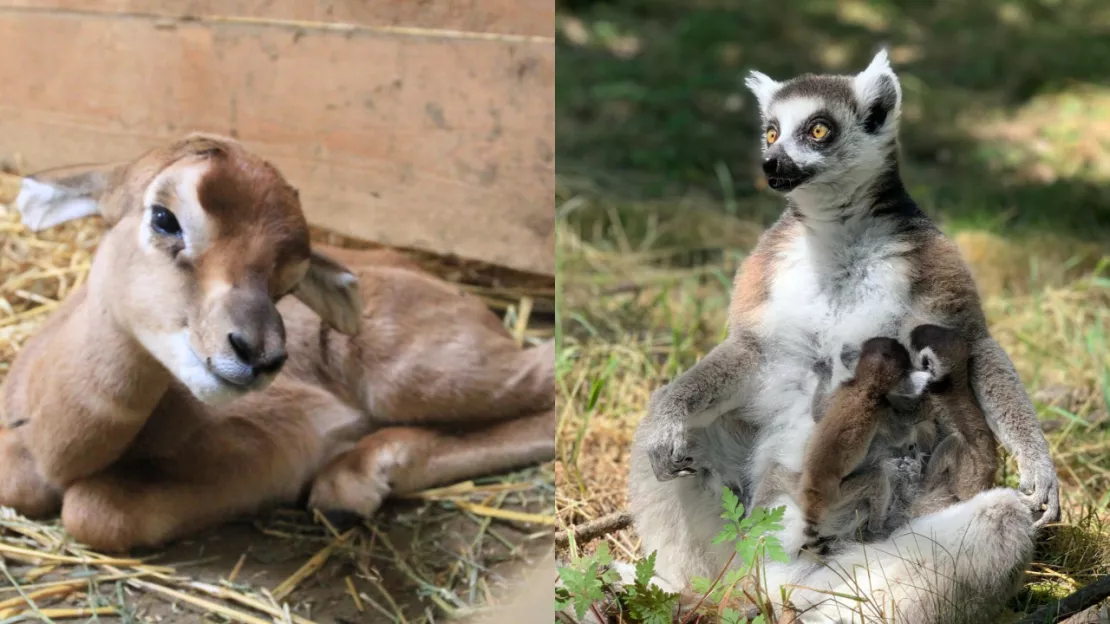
[909,324,1000,516]
[798,337,929,550]
[0,134,555,552]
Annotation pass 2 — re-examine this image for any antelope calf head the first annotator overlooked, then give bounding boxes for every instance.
[16,133,362,404]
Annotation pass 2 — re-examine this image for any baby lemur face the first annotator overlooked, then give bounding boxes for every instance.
[851,337,932,405]
[909,324,969,390]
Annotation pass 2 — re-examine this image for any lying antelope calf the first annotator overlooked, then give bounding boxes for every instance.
[0,134,555,552]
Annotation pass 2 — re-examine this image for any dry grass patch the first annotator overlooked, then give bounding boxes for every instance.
[555,209,1110,617]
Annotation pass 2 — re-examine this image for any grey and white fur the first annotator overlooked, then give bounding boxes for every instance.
[625,50,1055,623]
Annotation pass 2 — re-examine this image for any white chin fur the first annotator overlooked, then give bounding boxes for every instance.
[136,328,247,405]
[908,370,933,396]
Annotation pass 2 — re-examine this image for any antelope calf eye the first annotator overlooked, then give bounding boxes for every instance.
[151,205,183,237]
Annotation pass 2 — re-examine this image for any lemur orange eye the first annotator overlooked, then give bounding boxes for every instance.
[809,122,830,140]
[765,128,778,145]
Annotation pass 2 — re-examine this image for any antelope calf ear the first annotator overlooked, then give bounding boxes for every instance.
[294,250,362,336]
[15,162,127,231]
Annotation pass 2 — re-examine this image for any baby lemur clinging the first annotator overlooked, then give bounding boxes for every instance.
[799,326,1000,547]
[798,337,926,546]
[911,324,1000,512]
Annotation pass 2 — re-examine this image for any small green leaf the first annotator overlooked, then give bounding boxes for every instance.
[720,607,746,624]
[554,588,571,611]
[636,551,658,586]
[721,487,741,516]
[557,566,582,586]
[714,524,739,544]
[595,541,613,566]
[736,539,757,566]
[690,576,714,594]
[764,537,790,563]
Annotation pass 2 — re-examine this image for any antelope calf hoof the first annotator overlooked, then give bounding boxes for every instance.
[306,468,390,520]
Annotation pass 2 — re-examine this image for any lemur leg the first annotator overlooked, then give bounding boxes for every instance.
[628,443,739,586]
[970,337,1059,525]
[307,409,554,517]
[642,333,761,481]
[802,467,892,553]
[922,433,961,493]
[0,428,61,518]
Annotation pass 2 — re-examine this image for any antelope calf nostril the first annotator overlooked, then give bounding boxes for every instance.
[254,350,288,375]
[228,332,256,365]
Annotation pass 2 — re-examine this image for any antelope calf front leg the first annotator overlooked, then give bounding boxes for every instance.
[0,428,61,518]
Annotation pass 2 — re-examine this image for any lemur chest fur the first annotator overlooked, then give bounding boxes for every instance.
[749,225,913,472]
[768,228,910,357]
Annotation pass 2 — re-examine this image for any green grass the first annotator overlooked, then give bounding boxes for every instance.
[556,0,1110,242]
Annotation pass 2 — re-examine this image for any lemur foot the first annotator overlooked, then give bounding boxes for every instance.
[800,532,836,557]
[1018,457,1061,528]
[644,387,701,481]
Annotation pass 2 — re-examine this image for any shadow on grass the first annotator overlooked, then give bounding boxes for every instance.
[556,0,1110,243]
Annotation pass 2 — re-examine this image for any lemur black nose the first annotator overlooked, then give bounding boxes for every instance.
[762,157,780,176]
[228,332,288,375]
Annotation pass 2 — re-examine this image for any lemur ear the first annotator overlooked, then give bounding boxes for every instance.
[853,48,902,134]
[744,70,782,112]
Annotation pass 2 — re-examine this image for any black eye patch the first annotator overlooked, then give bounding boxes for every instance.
[793,111,838,146]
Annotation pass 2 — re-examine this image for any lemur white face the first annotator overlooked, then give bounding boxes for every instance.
[745,50,903,205]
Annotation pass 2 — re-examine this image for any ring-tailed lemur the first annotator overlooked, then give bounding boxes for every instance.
[625,50,1052,623]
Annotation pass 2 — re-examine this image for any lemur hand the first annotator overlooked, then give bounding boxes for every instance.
[643,385,699,481]
[1018,454,1060,527]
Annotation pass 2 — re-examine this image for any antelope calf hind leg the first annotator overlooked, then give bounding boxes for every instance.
[307,276,557,518]
[308,408,556,518]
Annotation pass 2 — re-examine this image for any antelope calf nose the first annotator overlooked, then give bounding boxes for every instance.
[227,331,288,375]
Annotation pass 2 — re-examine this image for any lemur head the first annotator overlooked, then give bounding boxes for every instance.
[745,49,902,207]
[854,337,932,405]
[855,337,911,394]
[910,324,970,390]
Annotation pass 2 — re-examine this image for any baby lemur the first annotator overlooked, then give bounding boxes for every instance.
[799,326,1000,547]
[798,337,926,547]
[911,324,1000,512]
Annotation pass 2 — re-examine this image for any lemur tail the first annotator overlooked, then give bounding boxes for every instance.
[769,488,1035,623]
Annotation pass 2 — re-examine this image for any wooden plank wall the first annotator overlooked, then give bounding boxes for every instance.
[0,2,555,276]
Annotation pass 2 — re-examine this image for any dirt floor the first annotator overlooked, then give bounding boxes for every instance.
[2,484,553,623]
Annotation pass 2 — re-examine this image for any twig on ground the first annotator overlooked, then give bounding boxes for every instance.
[555,511,634,550]
[1017,575,1110,624]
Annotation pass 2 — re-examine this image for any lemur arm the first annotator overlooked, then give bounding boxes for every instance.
[641,330,762,480]
[969,335,1059,526]
[659,332,762,427]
